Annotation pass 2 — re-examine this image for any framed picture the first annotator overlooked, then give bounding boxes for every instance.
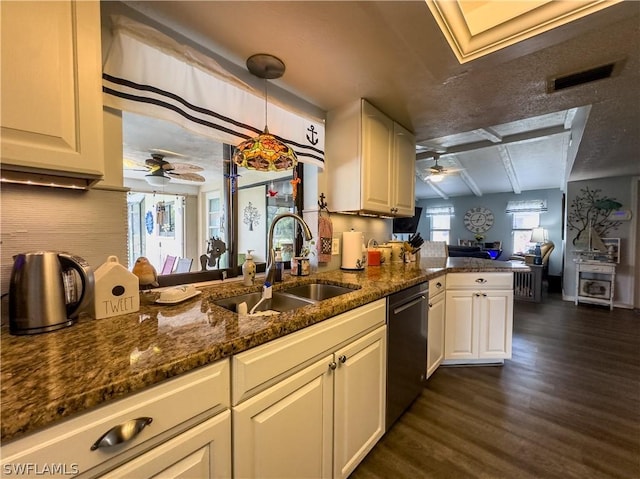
[579,279,611,299]
[238,185,266,262]
[599,238,620,263]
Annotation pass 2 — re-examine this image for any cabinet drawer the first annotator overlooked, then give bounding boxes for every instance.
[446,272,513,290]
[1,359,230,478]
[429,275,446,298]
[232,299,386,405]
[578,263,615,273]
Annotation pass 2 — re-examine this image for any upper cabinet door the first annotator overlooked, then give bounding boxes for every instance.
[326,99,415,216]
[392,122,416,216]
[0,1,104,179]
[361,101,394,214]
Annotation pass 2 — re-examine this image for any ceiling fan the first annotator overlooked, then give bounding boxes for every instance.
[127,153,206,187]
[416,152,463,183]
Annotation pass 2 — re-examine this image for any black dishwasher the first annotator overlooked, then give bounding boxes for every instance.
[386,282,428,431]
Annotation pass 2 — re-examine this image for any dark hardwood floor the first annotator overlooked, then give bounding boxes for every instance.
[351,294,640,479]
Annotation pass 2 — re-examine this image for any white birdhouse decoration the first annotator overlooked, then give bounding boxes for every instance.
[92,256,140,320]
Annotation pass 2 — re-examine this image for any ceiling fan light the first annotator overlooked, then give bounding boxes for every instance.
[429,174,444,183]
[145,174,171,187]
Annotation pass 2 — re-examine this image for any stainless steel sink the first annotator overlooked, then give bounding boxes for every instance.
[281,283,356,301]
[214,291,314,313]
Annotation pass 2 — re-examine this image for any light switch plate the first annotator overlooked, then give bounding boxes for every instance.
[332,238,340,255]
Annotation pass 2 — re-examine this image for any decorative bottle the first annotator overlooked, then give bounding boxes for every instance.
[242,250,256,286]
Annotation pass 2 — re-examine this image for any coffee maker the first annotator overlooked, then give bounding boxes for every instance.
[9,251,94,335]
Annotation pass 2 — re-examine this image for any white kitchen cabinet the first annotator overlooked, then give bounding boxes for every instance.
[0,0,104,186]
[0,360,230,479]
[333,326,386,479]
[100,411,231,479]
[444,273,513,364]
[326,99,415,216]
[233,354,334,479]
[427,275,446,378]
[232,301,387,479]
[391,121,417,216]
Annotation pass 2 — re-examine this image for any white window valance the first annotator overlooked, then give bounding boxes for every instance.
[505,199,548,213]
[425,206,455,215]
[102,16,325,168]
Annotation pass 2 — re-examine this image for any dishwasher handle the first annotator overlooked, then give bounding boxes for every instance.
[392,295,426,315]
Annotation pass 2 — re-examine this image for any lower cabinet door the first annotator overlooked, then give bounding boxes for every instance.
[333,326,387,479]
[101,410,231,479]
[427,294,445,378]
[233,355,334,479]
[478,290,513,359]
[445,291,476,359]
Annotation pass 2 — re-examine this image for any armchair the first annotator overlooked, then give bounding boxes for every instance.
[510,241,555,269]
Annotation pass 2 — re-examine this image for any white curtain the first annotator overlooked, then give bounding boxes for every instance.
[102,16,325,168]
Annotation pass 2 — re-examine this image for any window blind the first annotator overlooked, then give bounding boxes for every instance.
[425,206,455,215]
[505,199,547,213]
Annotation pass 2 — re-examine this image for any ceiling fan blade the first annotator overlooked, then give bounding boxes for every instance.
[123,158,147,169]
[168,171,206,182]
[168,162,205,173]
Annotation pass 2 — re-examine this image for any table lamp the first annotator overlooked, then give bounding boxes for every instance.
[530,228,547,265]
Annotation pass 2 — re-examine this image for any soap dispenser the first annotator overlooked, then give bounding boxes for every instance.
[274,247,284,282]
[242,250,256,286]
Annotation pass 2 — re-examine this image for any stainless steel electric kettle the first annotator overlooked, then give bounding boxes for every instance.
[9,251,94,335]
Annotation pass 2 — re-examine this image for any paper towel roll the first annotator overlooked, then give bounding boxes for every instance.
[341,230,365,270]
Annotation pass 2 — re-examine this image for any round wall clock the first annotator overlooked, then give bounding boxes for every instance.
[464,207,495,234]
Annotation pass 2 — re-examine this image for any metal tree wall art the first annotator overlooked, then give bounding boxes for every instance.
[243,202,260,231]
[567,186,622,244]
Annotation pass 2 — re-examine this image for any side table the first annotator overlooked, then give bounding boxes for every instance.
[574,261,616,310]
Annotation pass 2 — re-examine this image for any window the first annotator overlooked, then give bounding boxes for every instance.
[426,206,454,243]
[512,212,540,254]
[430,215,450,243]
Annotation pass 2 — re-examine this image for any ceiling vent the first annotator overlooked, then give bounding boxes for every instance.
[547,60,623,93]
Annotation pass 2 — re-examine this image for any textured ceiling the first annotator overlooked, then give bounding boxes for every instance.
[115,1,640,199]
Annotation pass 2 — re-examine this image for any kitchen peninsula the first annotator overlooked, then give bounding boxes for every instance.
[1,257,526,477]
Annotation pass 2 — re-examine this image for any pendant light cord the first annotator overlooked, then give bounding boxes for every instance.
[264,78,268,129]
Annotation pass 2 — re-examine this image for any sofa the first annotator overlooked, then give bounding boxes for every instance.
[447,245,492,259]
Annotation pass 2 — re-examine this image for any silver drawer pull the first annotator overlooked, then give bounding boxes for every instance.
[329,361,337,370]
[436,282,442,288]
[339,355,347,364]
[91,417,153,451]
[475,278,487,284]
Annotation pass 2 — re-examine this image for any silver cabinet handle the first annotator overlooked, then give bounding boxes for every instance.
[475,278,487,283]
[475,293,481,297]
[339,355,347,364]
[436,282,442,289]
[482,293,487,297]
[91,417,153,451]
[329,361,337,370]
[429,302,433,308]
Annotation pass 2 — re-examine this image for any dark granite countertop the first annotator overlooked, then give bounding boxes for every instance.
[0,258,526,442]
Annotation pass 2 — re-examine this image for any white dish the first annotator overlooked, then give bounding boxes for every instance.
[156,290,202,304]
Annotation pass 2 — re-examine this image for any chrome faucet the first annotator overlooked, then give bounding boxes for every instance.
[265,213,313,284]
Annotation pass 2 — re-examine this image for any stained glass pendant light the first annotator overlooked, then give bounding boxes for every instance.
[233,54,298,172]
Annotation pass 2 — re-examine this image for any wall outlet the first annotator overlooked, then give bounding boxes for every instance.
[332,238,340,255]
